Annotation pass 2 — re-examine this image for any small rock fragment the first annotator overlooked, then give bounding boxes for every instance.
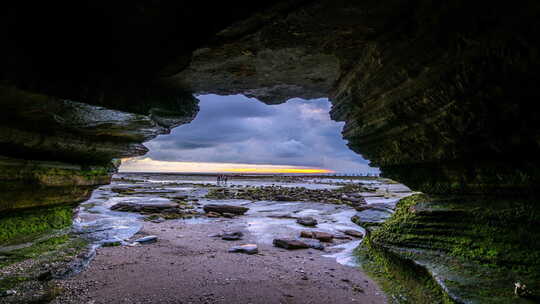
[221,231,243,241]
[228,244,258,254]
[134,235,158,244]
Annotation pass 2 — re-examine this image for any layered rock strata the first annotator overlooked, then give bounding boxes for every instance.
[0,1,539,302]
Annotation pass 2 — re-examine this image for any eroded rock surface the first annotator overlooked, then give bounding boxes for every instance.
[1,1,539,302]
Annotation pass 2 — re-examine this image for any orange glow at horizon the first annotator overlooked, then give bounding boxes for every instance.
[224,168,333,174]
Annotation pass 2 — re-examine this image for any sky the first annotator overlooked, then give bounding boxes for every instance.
[120,94,379,174]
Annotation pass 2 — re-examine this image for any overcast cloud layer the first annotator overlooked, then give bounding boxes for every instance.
[143,94,379,173]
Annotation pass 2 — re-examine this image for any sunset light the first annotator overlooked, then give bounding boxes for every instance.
[120,157,332,174]
[225,168,332,174]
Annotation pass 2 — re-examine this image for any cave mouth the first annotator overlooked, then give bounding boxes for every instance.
[119,94,380,176]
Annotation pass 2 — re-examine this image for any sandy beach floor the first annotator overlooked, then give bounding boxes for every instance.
[52,218,386,304]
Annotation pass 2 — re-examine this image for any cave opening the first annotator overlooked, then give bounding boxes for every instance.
[120,94,380,176]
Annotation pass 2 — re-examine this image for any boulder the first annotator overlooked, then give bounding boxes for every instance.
[273,238,310,250]
[296,217,318,227]
[203,204,249,215]
[228,244,258,254]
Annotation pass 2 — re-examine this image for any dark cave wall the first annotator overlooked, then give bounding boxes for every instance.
[1,2,540,302]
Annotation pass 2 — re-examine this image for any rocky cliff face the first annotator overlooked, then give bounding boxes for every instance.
[1,1,540,302]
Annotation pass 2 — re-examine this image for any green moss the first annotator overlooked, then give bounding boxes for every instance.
[0,206,74,245]
[356,237,454,304]
[362,193,540,302]
[0,235,88,268]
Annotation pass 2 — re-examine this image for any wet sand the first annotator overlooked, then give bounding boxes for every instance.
[53,218,386,304]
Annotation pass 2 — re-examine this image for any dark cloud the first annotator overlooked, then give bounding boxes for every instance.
[144,94,379,173]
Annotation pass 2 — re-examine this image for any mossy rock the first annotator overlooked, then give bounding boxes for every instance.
[0,205,74,245]
[360,193,540,303]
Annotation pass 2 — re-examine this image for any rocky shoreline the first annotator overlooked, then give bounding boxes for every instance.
[1,174,404,303]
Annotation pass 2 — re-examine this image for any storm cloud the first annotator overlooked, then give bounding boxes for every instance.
[143,94,379,173]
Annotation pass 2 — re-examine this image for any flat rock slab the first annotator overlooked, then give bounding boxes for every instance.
[134,236,158,244]
[203,204,249,215]
[351,209,393,228]
[296,217,318,227]
[273,238,310,250]
[228,244,258,254]
[300,231,334,242]
[342,230,364,238]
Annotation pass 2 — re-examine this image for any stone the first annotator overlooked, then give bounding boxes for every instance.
[221,231,243,241]
[228,244,258,255]
[206,211,221,218]
[273,238,310,250]
[296,217,318,227]
[222,212,235,218]
[134,235,158,244]
[312,231,334,242]
[300,231,314,238]
[203,204,249,215]
[342,230,364,238]
[300,231,334,242]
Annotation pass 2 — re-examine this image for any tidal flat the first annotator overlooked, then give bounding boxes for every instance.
[1,173,410,303]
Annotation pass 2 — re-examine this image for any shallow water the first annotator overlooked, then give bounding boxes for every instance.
[74,173,409,267]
